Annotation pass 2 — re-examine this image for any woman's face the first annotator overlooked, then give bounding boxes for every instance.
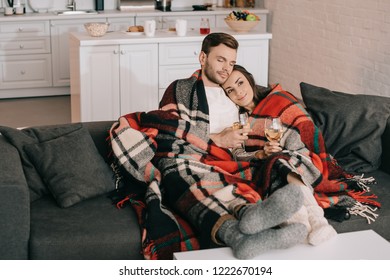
[222,70,255,111]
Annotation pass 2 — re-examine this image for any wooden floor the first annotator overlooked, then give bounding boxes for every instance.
[0,95,71,128]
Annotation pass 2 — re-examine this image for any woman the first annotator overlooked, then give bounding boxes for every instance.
[221,64,337,245]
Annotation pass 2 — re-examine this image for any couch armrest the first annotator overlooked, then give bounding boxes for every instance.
[0,137,30,259]
[380,118,390,175]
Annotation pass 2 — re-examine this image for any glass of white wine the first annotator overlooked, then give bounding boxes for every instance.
[239,112,249,150]
[264,117,284,142]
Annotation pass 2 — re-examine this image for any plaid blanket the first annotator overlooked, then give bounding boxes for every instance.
[109,72,380,259]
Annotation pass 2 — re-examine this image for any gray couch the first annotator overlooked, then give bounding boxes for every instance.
[1,89,389,259]
[0,121,143,260]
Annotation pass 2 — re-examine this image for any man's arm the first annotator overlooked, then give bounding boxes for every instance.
[210,126,251,149]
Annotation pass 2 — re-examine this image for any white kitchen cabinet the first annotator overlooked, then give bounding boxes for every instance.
[70,41,158,122]
[0,8,269,99]
[0,20,52,93]
[119,44,159,114]
[158,41,201,100]
[51,17,136,88]
[50,18,106,87]
[158,38,270,100]
[72,45,120,122]
[237,40,269,86]
[70,31,271,122]
[0,54,52,90]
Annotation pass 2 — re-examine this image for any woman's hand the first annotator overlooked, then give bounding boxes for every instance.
[256,141,282,159]
[264,141,282,156]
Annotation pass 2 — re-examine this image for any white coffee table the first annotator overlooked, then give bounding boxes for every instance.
[174,230,390,260]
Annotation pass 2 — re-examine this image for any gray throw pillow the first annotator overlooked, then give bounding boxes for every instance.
[0,124,83,201]
[300,82,390,172]
[23,126,116,208]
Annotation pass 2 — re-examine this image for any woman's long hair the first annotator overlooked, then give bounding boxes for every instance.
[228,65,272,113]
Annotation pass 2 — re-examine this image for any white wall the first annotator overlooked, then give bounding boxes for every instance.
[264,0,390,98]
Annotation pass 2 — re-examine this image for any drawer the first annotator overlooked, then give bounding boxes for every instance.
[0,38,51,55]
[0,54,52,89]
[159,42,201,65]
[0,21,50,38]
[159,64,199,89]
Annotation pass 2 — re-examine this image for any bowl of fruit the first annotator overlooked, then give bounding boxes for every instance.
[224,10,260,33]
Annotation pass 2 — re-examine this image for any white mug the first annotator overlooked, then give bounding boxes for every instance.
[144,20,156,37]
[15,6,24,15]
[4,7,14,15]
[175,19,187,36]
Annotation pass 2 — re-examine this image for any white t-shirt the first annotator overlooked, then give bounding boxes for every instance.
[205,86,239,134]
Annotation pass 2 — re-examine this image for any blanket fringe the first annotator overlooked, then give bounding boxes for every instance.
[344,174,376,192]
[348,202,379,224]
[347,190,381,208]
[116,194,145,209]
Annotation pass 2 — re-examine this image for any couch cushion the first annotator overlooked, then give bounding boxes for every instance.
[329,169,390,241]
[24,125,116,208]
[29,194,143,260]
[0,124,83,201]
[300,82,390,173]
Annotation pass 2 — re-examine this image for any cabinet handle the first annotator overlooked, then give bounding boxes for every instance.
[18,27,24,32]
[19,45,24,49]
[120,50,125,55]
[113,50,118,54]
[193,51,199,56]
[20,70,26,75]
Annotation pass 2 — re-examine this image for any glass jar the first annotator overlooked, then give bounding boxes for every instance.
[200,18,210,35]
[236,0,245,7]
[246,0,255,8]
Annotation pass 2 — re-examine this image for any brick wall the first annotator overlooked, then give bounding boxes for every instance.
[263,0,390,98]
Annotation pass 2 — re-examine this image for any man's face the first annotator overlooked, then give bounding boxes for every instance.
[199,44,237,87]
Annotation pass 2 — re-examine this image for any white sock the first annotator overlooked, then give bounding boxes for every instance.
[301,185,337,246]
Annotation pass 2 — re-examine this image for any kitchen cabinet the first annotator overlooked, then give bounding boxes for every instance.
[0,21,52,93]
[70,41,158,122]
[51,17,136,88]
[50,18,106,87]
[69,30,271,122]
[158,39,269,101]
[0,8,269,99]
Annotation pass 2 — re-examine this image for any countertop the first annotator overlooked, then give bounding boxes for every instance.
[70,28,272,46]
[0,8,269,22]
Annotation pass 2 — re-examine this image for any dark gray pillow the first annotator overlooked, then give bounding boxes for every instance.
[23,126,116,208]
[0,124,83,201]
[300,82,390,172]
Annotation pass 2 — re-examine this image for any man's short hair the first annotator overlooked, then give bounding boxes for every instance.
[201,33,239,55]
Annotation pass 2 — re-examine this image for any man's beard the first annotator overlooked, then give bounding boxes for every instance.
[203,62,227,85]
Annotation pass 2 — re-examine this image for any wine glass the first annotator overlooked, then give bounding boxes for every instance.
[239,112,249,150]
[264,117,284,142]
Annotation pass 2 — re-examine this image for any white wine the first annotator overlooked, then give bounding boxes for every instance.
[265,128,283,142]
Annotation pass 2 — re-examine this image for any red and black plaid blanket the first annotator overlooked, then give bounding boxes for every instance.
[109,72,380,260]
